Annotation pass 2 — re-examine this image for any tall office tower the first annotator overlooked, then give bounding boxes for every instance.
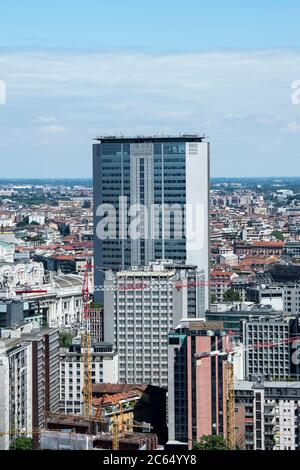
[93,135,210,308]
[168,319,232,448]
[235,378,300,450]
[242,316,300,381]
[104,260,205,387]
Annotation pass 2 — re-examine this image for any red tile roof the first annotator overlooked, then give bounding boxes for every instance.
[92,391,142,407]
[211,271,235,277]
[50,254,75,261]
[251,241,284,247]
[92,383,148,396]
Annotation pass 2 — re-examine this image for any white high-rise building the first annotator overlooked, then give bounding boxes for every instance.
[104,259,205,387]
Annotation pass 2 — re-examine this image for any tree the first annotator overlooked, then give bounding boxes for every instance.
[16,216,29,228]
[272,230,284,241]
[59,331,74,348]
[41,318,49,328]
[83,200,91,209]
[223,288,241,302]
[10,438,32,450]
[210,294,217,304]
[193,435,229,451]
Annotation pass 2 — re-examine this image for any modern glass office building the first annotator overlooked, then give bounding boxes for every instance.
[93,135,210,308]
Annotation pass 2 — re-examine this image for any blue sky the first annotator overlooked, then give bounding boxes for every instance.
[0,1,300,177]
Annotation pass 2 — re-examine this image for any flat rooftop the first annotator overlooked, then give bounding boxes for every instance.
[235,380,300,390]
[94,134,206,144]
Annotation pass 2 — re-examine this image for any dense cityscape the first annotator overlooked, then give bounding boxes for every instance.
[0,161,300,451]
[1,1,300,462]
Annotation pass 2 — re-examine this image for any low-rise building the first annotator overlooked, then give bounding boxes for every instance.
[60,339,118,415]
[235,241,284,257]
[210,270,239,302]
[0,300,24,329]
[0,263,85,331]
[92,383,167,444]
[206,303,283,340]
[220,252,239,267]
[0,241,15,263]
[246,285,283,311]
[284,241,300,259]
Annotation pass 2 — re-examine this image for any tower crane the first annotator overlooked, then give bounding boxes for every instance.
[82,263,93,418]
[0,428,41,437]
[93,394,129,450]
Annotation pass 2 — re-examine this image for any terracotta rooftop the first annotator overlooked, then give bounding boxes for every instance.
[239,256,278,266]
[251,241,284,247]
[50,254,75,261]
[92,383,148,397]
[211,271,235,277]
[92,391,143,407]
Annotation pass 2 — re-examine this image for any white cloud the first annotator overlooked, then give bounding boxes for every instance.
[38,125,65,135]
[226,112,252,120]
[0,50,297,138]
[285,121,300,133]
[0,49,300,176]
[34,115,56,124]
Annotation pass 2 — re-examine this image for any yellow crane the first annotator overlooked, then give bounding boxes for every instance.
[112,412,119,451]
[225,358,235,450]
[104,395,121,450]
[82,331,93,417]
[0,428,40,449]
[0,428,41,437]
[82,264,93,418]
[94,394,129,450]
[194,333,295,449]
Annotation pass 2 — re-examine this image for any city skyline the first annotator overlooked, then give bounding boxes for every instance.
[0,1,300,178]
[1,2,300,456]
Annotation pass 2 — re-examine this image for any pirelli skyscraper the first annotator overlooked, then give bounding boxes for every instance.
[93,135,210,309]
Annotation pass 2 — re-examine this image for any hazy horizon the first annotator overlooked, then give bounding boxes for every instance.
[1,1,300,178]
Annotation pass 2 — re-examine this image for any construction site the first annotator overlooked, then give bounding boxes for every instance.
[41,414,159,451]
[2,263,291,451]
[40,264,162,451]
